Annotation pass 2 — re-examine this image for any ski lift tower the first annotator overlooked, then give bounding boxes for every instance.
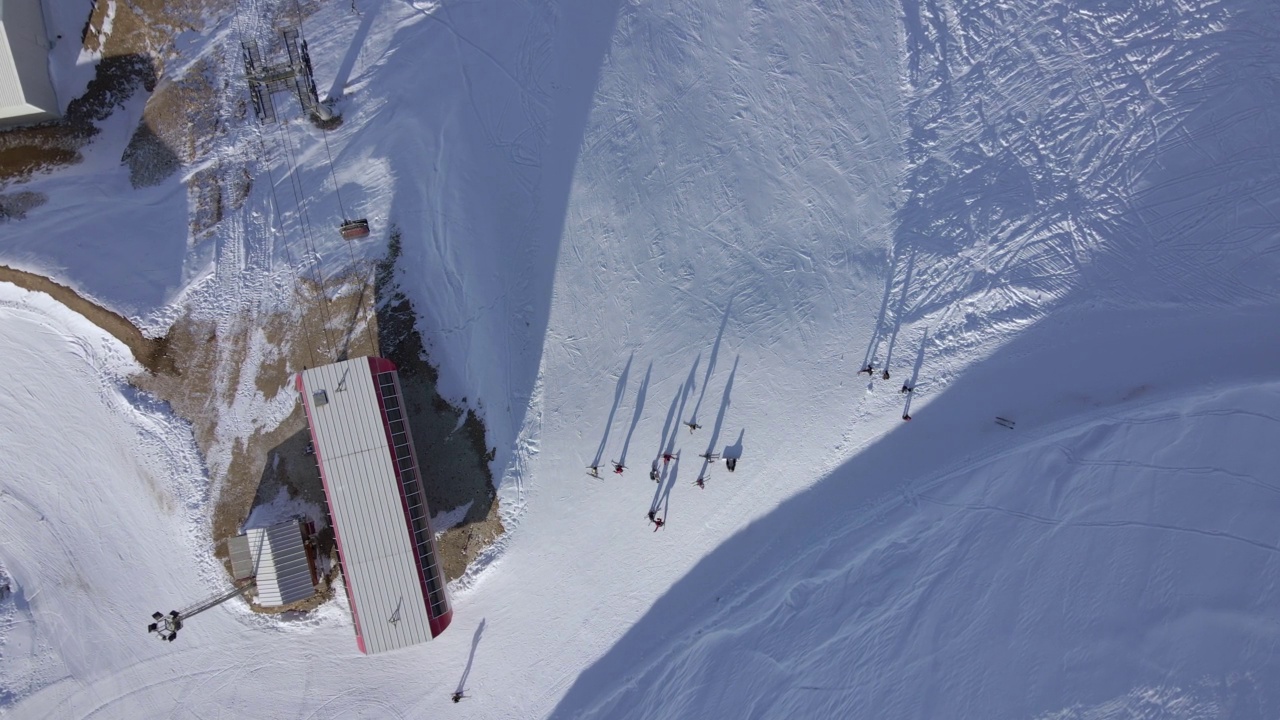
[241,27,330,124]
[241,26,370,241]
[147,580,256,642]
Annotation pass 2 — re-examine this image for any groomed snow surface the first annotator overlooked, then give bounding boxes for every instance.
[3,0,1280,717]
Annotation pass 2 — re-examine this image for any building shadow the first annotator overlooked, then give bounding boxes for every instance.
[327,0,381,102]
[551,0,1280,715]
[549,300,1280,719]
[247,427,327,521]
[379,0,628,500]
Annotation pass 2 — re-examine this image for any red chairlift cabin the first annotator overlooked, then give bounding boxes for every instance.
[340,218,370,240]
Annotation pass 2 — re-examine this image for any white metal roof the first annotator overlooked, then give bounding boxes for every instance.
[299,358,434,654]
[0,0,59,125]
[246,520,315,607]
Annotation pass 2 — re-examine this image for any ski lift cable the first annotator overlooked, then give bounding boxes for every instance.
[278,120,334,313]
[261,138,321,370]
[277,120,338,361]
[288,0,350,222]
[225,0,325,371]
[290,0,376,356]
[320,127,349,220]
[274,121,338,360]
[282,112,375,358]
[335,216,379,357]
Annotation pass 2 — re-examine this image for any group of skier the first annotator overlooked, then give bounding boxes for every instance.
[588,417,742,532]
[860,362,915,421]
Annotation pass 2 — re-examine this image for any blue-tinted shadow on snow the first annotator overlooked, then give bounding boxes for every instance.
[593,352,633,469]
[550,304,1280,719]
[380,0,627,477]
[454,618,485,695]
[687,300,732,428]
[326,1,381,102]
[616,362,652,468]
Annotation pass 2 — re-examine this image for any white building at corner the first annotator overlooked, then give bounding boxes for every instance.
[0,0,58,127]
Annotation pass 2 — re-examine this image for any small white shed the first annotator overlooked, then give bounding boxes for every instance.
[0,0,58,126]
[232,519,317,608]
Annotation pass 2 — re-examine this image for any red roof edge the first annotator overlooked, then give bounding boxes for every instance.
[367,356,397,374]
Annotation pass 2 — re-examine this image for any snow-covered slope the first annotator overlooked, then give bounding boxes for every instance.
[2,0,1280,717]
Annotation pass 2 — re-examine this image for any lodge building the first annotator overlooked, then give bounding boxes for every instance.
[298,357,452,655]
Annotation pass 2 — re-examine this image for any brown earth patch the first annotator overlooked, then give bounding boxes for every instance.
[161,231,507,587]
[0,264,173,374]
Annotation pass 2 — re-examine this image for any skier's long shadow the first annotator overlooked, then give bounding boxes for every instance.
[863,250,898,370]
[901,330,928,419]
[723,429,744,461]
[688,300,732,427]
[617,362,652,468]
[882,249,917,375]
[907,328,928,391]
[651,454,680,521]
[454,618,485,695]
[652,386,683,470]
[592,353,633,469]
[651,368,698,511]
[668,358,699,455]
[699,355,738,481]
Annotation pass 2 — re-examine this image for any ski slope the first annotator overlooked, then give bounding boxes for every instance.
[3,0,1280,717]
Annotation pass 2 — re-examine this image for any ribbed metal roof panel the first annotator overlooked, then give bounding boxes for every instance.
[247,521,315,607]
[299,358,433,654]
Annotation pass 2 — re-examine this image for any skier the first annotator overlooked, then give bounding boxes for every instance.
[586,465,601,479]
[881,369,890,380]
[900,383,913,394]
[684,420,702,433]
[649,465,660,482]
[652,516,665,531]
[452,692,466,703]
[699,451,719,461]
[902,413,912,422]
[859,364,874,375]
[647,509,657,524]
[612,461,625,475]
[694,474,707,488]
[662,452,675,465]
[726,457,737,472]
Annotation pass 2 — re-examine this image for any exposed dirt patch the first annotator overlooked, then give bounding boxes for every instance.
[132,279,374,558]
[127,55,232,188]
[143,229,505,590]
[0,264,173,374]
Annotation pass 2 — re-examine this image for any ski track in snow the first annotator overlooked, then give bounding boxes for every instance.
[1,0,1279,716]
